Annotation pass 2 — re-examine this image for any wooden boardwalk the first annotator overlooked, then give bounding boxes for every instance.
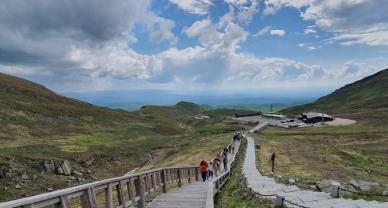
[243,135,388,208]
[147,145,238,208]
[146,181,208,208]
[0,141,239,208]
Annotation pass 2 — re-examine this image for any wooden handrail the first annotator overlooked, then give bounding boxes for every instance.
[205,140,241,208]
[0,166,199,208]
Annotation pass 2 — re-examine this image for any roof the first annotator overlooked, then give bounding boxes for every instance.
[302,112,333,119]
[263,113,286,119]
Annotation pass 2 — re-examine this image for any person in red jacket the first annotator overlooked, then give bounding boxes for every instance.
[199,160,208,182]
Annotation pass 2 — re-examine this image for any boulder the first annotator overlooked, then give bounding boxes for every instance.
[21,173,29,180]
[84,158,95,167]
[15,184,21,189]
[57,167,64,175]
[383,190,388,196]
[60,160,72,176]
[43,160,55,173]
[340,184,357,195]
[349,180,379,191]
[72,171,83,178]
[316,180,339,193]
[288,178,296,185]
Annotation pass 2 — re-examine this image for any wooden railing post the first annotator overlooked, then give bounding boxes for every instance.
[177,168,182,188]
[161,169,167,193]
[116,181,125,207]
[126,181,132,205]
[195,167,199,181]
[188,168,192,183]
[129,179,136,204]
[105,183,113,208]
[135,175,146,208]
[81,188,97,208]
[151,173,156,190]
[55,196,68,208]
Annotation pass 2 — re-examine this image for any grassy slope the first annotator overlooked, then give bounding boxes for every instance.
[255,69,388,200]
[0,73,256,202]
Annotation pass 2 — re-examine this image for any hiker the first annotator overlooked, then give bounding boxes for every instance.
[228,145,232,154]
[208,162,214,178]
[212,158,220,176]
[199,160,208,182]
[214,154,222,175]
[222,150,228,171]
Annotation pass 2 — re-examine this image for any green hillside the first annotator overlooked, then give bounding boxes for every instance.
[0,73,252,202]
[283,69,388,124]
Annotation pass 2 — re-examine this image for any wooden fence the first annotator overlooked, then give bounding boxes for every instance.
[205,141,241,208]
[0,166,199,208]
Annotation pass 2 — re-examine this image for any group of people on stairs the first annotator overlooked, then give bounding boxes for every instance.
[199,131,243,182]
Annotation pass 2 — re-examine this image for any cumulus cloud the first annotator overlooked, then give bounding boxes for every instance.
[263,0,311,15]
[168,0,213,15]
[0,0,178,81]
[270,29,286,37]
[0,0,384,94]
[184,17,247,52]
[263,0,388,46]
[150,18,177,43]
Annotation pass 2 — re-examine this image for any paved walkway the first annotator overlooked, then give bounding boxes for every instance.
[147,143,239,208]
[243,136,388,208]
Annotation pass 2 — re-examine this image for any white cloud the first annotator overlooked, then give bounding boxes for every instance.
[297,43,321,50]
[150,18,177,44]
[253,26,271,37]
[184,19,212,38]
[270,29,286,37]
[236,1,259,25]
[184,18,247,52]
[329,30,388,46]
[335,61,380,79]
[304,28,317,35]
[67,41,152,80]
[168,0,213,15]
[263,0,311,15]
[224,0,249,5]
[263,0,388,46]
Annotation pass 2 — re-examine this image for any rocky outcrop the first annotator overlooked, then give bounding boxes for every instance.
[349,180,379,191]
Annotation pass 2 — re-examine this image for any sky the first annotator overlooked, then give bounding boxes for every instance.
[0,0,388,99]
